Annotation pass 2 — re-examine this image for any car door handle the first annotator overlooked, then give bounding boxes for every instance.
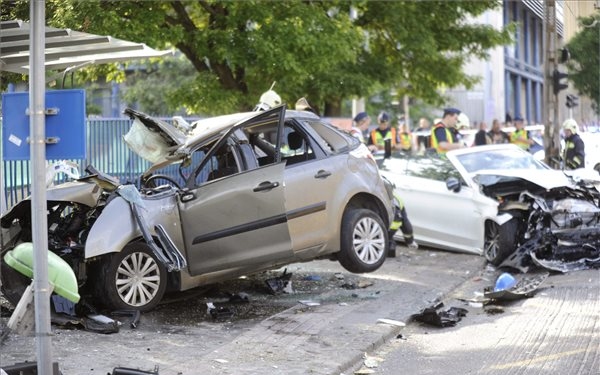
[314,170,332,179]
[253,181,280,192]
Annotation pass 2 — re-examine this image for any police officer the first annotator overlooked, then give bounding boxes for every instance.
[562,118,585,170]
[431,107,463,155]
[368,112,397,152]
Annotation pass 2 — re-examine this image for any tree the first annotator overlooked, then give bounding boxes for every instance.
[566,13,600,115]
[1,1,512,116]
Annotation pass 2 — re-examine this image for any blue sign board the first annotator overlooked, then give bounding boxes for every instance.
[2,89,86,160]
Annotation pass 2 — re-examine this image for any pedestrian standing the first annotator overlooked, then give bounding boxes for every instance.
[368,112,397,152]
[416,117,431,151]
[562,118,585,169]
[430,107,463,155]
[510,116,533,151]
[489,119,509,144]
[474,121,491,146]
[350,112,370,143]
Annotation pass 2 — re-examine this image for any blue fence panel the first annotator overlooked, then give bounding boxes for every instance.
[2,116,198,209]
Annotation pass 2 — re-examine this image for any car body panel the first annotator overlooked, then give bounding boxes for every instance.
[180,163,292,276]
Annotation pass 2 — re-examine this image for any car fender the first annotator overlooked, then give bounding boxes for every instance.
[84,196,140,258]
[84,192,184,259]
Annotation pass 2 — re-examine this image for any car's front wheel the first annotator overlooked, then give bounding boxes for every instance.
[338,208,388,273]
[484,219,519,266]
[96,242,167,312]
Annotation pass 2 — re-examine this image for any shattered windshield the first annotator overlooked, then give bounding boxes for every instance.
[456,149,547,173]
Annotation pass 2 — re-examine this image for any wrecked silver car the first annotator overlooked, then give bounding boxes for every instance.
[378,144,600,271]
[1,106,394,311]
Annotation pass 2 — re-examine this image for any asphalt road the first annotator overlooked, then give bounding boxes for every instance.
[359,267,600,375]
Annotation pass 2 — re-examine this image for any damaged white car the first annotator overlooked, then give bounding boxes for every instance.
[377,144,600,272]
[1,106,394,311]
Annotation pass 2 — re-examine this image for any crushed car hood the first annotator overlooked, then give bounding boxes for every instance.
[123,108,264,165]
[473,169,572,190]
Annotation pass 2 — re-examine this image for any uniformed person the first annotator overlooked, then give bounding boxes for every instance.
[431,107,463,155]
[562,118,585,170]
[368,112,397,152]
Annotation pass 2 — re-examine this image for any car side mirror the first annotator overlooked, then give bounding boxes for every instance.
[446,177,461,193]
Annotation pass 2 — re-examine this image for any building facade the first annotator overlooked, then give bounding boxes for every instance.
[446,0,598,127]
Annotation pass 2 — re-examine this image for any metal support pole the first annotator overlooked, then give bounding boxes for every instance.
[30,1,53,374]
[543,0,561,168]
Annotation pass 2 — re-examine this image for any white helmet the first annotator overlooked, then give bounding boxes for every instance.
[456,112,470,129]
[562,118,578,134]
[258,90,281,108]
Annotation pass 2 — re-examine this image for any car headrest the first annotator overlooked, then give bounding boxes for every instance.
[287,132,303,150]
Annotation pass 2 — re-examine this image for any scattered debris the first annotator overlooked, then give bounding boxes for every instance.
[396,333,407,340]
[411,302,468,328]
[111,310,141,329]
[493,272,517,292]
[298,300,320,306]
[376,318,406,327]
[265,269,293,294]
[206,302,235,320]
[484,272,549,301]
[83,314,120,334]
[1,361,61,375]
[227,292,250,303]
[213,359,228,364]
[334,272,345,280]
[484,305,505,315]
[303,275,322,281]
[111,365,159,375]
[341,280,374,290]
[468,302,484,308]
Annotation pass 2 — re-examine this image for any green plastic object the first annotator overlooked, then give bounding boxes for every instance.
[4,242,80,303]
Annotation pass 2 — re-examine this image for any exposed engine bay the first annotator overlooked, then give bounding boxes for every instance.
[479,174,600,273]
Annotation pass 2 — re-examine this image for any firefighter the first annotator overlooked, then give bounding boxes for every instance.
[562,118,585,170]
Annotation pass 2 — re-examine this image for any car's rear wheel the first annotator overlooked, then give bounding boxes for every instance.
[484,219,519,266]
[338,208,388,273]
[96,242,167,312]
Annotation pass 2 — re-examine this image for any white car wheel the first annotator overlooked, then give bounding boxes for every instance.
[338,208,387,273]
[99,243,167,311]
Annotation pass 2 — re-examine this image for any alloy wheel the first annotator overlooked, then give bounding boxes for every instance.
[115,251,162,307]
[352,216,386,265]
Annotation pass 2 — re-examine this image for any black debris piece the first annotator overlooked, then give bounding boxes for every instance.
[112,365,159,375]
[265,268,293,294]
[206,302,235,320]
[411,302,468,328]
[83,314,120,334]
[1,361,61,375]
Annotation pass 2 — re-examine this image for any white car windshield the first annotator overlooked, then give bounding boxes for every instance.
[456,148,547,173]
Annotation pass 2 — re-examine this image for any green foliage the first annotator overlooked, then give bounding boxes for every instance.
[566,13,600,114]
[1,0,512,116]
